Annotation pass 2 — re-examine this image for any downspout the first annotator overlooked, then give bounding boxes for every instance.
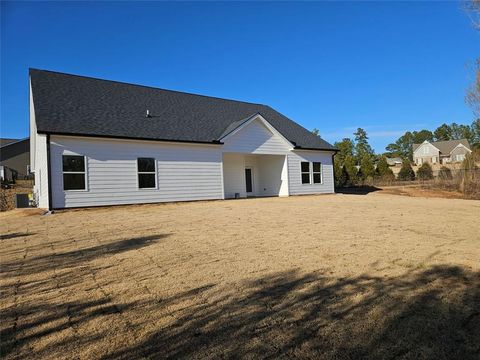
[46,134,53,211]
[332,152,336,193]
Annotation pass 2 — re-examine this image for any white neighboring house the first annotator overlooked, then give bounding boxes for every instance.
[413,139,472,166]
[29,69,337,209]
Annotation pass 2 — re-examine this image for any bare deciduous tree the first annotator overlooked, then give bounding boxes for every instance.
[463,0,480,29]
[466,59,480,117]
[464,1,480,116]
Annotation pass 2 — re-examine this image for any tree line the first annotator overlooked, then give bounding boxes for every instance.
[325,120,480,188]
[332,128,395,187]
[385,120,480,160]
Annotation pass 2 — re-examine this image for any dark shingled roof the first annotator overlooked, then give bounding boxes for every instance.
[0,138,21,147]
[29,69,336,151]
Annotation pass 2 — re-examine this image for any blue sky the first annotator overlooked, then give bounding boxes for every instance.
[1,1,478,152]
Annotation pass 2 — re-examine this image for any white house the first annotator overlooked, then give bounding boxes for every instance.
[412,139,472,166]
[29,69,337,210]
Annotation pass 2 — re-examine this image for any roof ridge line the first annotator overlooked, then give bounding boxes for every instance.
[29,68,267,107]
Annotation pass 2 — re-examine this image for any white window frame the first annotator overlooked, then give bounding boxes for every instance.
[312,162,323,184]
[62,154,87,192]
[301,161,311,185]
[300,161,323,185]
[423,146,429,154]
[137,157,157,190]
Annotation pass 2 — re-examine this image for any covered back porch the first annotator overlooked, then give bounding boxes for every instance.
[222,153,289,199]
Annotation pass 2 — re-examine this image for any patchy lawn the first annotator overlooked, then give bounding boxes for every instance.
[1,194,479,359]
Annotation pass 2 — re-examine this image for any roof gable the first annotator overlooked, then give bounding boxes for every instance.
[221,115,293,154]
[29,69,336,151]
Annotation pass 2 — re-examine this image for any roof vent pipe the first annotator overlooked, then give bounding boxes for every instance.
[146,109,151,118]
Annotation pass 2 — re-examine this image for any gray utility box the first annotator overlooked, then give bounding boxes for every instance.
[15,194,30,208]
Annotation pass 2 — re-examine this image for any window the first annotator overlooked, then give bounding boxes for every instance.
[456,154,465,162]
[137,158,156,189]
[63,155,86,190]
[423,146,430,154]
[301,161,323,184]
[301,162,310,184]
[312,162,322,183]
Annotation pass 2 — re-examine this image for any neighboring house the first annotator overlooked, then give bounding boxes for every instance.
[385,157,403,167]
[29,69,337,209]
[413,139,472,166]
[0,138,30,182]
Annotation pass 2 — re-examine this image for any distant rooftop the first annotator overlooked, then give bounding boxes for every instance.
[0,138,21,147]
[412,139,471,154]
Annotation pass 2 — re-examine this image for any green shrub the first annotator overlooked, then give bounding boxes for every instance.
[417,162,433,180]
[398,160,415,181]
[380,171,396,183]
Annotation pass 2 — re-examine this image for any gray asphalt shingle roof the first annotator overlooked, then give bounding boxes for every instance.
[30,69,336,151]
[413,139,471,155]
[0,138,21,147]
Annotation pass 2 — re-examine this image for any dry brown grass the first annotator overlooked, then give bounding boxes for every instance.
[1,194,479,359]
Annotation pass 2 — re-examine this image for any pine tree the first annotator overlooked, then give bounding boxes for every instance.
[338,165,349,187]
[375,156,395,181]
[398,160,416,181]
[344,155,358,184]
[359,154,375,180]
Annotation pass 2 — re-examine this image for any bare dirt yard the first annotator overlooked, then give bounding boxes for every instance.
[1,193,479,359]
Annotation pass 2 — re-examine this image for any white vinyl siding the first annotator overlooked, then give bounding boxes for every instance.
[33,134,49,208]
[30,82,50,209]
[49,136,223,208]
[288,151,334,195]
[221,118,291,155]
[222,153,247,198]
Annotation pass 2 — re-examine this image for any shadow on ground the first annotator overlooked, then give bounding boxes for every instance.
[335,186,381,195]
[0,234,169,277]
[112,265,479,359]
[0,232,36,241]
[109,265,479,359]
[3,263,478,359]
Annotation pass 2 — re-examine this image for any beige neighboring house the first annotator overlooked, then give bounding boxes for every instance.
[385,157,403,167]
[413,139,472,166]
